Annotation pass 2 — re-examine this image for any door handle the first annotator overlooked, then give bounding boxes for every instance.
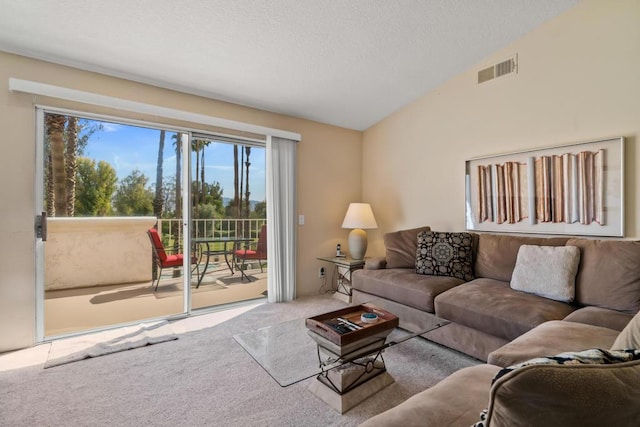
[36,211,48,241]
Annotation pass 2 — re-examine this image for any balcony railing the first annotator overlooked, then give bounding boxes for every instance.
[158,218,267,247]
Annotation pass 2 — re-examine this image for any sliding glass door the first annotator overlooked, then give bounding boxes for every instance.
[37,109,189,338]
[189,136,268,310]
[36,108,268,339]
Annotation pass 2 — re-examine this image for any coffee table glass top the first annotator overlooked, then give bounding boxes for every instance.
[233,306,449,387]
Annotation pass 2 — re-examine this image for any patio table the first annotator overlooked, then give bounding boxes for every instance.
[192,237,253,287]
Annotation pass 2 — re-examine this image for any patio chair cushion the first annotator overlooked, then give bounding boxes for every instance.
[234,249,259,258]
[162,254,198,267]
[163,254,185,267]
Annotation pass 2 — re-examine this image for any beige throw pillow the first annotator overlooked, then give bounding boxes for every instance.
[611,310,640,350]
[510,245,580,302]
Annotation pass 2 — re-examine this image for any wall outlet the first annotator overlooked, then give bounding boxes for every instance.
[319,267,325,278]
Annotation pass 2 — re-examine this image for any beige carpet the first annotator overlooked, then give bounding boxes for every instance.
[1,295,480,426]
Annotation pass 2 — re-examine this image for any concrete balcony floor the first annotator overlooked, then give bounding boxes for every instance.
[44,264,267,337]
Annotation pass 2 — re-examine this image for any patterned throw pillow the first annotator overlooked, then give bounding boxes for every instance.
[492,348,640,384]
[415,231,475,281]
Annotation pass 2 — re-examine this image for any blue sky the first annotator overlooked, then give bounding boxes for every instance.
[81,119,266,202]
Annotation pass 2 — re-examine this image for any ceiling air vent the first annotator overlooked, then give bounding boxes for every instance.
[478,55,517,84]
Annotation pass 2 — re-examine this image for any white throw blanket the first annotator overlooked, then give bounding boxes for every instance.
[44,320,177,368]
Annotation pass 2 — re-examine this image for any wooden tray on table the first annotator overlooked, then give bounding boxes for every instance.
[305,304,399,357]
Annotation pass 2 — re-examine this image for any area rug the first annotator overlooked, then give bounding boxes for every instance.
[44,320,177,368]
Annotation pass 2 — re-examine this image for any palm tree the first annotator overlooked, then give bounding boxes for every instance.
[191,138,212,222]
[172,133,182,277]
[192,139,200,216]
[46,114,68,217]
[191,138,207,219]
[64,117,78,216]
[172,134,182,220]
[45,116,101,217]
[233,144,240,225]
[45,141,55,216]
[244,146,252,230]
[200,143,206,207]
[239,145,245,236]
[153,130,165,218]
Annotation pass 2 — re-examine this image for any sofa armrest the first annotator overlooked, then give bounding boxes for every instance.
[486,358,640,426]
[359,364,499,427]
[365,257,387,270]
[563,306,634,331]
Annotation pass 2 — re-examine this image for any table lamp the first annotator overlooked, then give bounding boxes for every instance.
[341,203,378,260]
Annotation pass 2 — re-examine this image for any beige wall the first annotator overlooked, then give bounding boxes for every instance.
[45,217,157,290]
[363,0,640,256]
[0,52,362,352]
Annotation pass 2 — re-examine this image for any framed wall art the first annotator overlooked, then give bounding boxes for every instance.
[465,137,624,236]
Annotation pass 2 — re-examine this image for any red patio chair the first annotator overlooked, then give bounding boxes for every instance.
[234,225,267,281]
[147,228,199,291]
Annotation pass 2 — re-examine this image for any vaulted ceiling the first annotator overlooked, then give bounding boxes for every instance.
[0,0,581,130]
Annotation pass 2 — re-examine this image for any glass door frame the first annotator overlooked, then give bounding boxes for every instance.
[33,104,274,342]
[34,106,195,342]
[181,132,192,315]
[35,107,45,342]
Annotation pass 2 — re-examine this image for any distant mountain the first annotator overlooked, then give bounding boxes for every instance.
[222,197,262,210]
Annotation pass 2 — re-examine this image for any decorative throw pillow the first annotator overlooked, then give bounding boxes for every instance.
[384,226,431,269]
[415,231,474,281]
[492,347,640,384]
[611,310,640,350]
[510,245,580,302]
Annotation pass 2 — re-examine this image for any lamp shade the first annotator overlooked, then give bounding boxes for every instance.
[341,203,377,260]
[341,203,378,230]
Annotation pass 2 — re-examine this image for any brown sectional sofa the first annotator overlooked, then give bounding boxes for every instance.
[352,228,640,426]
[360,347,640,426]
[352,230,640,361]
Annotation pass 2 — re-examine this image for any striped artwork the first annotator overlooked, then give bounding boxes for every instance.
[476,149,604,226]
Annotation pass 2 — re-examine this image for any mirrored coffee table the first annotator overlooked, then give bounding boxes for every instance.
[233,302,449,413]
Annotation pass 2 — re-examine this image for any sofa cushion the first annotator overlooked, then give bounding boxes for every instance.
[563,306,633,331]
[383,226,431,269]
[364,256,387,270]
[415,231,474,281]
[352,268,464,313]
[611,310,640,350]
[435,278,576,341]
[567,238,640,313]
[359,364,500,427]
[510,245,580,302]
[481,351,640,427]
[488,320,620,367]
[474,234,569,282]
[424,321,510,362]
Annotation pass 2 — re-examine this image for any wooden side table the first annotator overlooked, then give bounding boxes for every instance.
[317,257,365,302]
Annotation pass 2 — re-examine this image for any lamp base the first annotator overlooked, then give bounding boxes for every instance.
[348,229,368,260]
